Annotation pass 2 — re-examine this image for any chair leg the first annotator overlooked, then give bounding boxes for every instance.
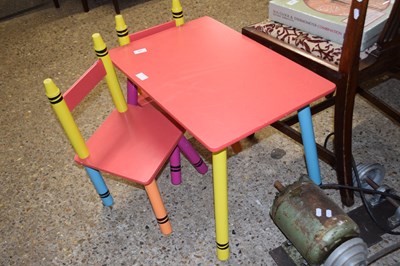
[126,81,185,185]
[177,136,208,174]
[170,146,182,185]
[125,80,185,185]
[53,0,60,8]
[126,81,207,183]
[127,80,138,106]
[84,167,114,206]
[144,180,172,235]
[230,142,243,153]
[81,0,89,12]
[334,83,355,207]
[112,0,120,14]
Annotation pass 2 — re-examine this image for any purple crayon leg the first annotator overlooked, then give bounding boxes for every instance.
[170,146,182,185]
[178,136,208,174]
[127,79,138,105]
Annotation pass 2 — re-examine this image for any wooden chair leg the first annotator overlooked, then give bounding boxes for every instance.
[144,180,172,235]
[53,0,60,8]
[230,142,242,153]
[112,0,120,14]
[334,83,355,207]
[81,0,89,12]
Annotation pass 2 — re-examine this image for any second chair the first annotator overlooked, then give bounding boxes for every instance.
[44,33,194,235]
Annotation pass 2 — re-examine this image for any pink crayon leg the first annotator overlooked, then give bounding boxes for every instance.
[178,136,208,174]
[170,146,182,185]
[127,79,138,105]
[127,79,184,185]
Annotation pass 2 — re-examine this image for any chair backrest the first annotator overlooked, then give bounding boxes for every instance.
[362,0,400,74]
[338,0,369,74]
[376,0,400,52]
[358,0,400,79]
[44,60,109,160]
[44,33,127,159]
[63,60,106,111]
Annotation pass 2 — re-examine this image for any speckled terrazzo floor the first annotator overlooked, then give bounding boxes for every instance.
[0,0,399,265]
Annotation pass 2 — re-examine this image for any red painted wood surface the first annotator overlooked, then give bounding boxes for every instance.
[110,16,335,152]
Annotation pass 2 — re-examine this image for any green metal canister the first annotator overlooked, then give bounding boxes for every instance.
[270,177,362,265]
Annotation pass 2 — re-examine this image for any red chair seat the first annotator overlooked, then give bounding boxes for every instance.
[76,103,182,185]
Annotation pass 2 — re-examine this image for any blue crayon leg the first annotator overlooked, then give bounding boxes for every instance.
[297,106,321,185]
[85,167,114,206]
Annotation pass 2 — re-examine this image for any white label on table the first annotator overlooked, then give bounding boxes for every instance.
[136,72,148,81]
[287,0,298,5]
[134,48,147,54]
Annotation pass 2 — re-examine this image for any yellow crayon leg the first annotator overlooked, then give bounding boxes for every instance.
[44,79,89,159]
[92,33,127,113]
[115,15,130,46]
[212,149,229,261]
[171,0,184,26]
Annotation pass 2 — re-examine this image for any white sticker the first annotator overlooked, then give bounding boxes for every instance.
[134,48,147,55]
[354,8,360,20]
[287,0,298,5]
[316,208,322,217]
[136,72,148,81]
[326,209,332,218]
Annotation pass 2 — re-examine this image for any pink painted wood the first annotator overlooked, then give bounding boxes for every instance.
[109,16,336,152]
[64,60,106,111]
[75,103,182,185]
[63,60,183,185]
[128,21,176,43]
[124,38,208,184]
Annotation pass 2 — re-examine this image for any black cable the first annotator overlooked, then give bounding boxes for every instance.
[323,132,335,149]
[321,132,400,264]
[352,156,400,235]
[321,132,400,235]
[319,184,400,202]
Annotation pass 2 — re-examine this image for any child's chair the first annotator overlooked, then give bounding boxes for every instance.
[44,33,184,235]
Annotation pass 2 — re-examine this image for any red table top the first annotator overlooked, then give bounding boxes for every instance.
[110,16,335,152]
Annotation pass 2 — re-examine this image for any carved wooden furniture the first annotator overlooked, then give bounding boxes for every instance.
[242,0,400,206]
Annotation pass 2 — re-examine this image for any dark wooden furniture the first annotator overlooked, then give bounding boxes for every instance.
[357,1,400,123]
[243,0,400,206]
[53,0,120,13]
